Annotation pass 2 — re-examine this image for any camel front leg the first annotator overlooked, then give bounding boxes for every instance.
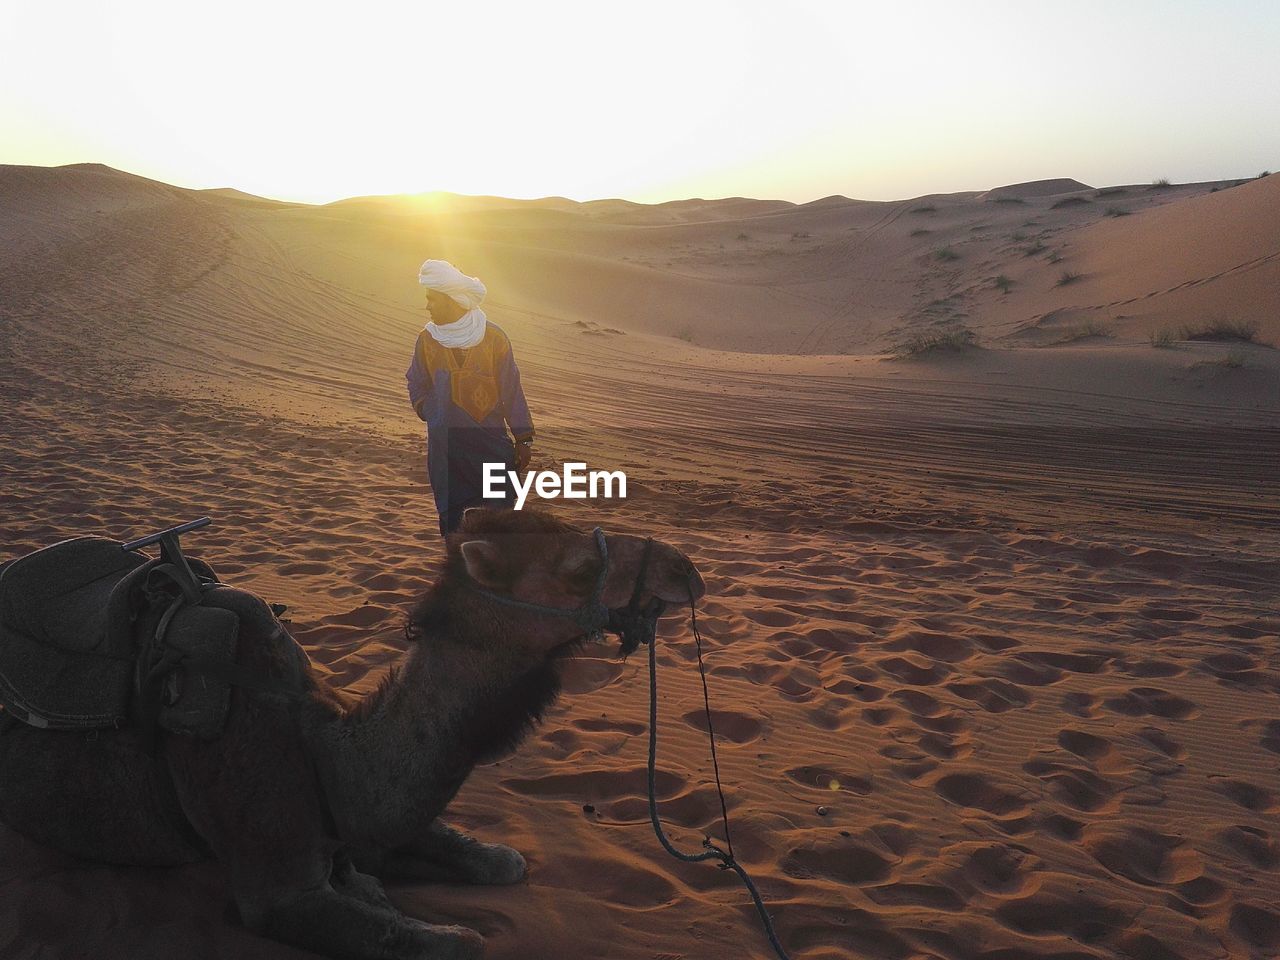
[256,885,484,960]
[383,820,527,885]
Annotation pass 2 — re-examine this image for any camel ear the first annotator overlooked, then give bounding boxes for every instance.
[461,507,487,530]
[460,539,507,588]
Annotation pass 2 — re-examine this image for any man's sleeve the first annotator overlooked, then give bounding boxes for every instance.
[498,340,535,441]
[406,336,434,422]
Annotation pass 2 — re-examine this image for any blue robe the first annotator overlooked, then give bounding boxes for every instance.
[405,322,535,535]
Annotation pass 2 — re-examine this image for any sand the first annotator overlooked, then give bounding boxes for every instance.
[1,162,1279,959]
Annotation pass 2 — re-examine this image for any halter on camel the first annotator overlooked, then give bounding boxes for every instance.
[461,526,664,655]
[463,526,793,960]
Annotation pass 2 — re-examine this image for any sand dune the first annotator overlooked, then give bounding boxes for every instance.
[1,162,1279,959]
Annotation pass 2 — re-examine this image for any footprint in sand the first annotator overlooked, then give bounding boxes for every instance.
[781,838,898,885]
[1230,903,1280,955]
[1137,726,1186,758]
[1057,729,1113,762]
[824,678,886,702]
[994,886,1129,944]
[943,840,1042,896]
[1261,720,1280,754]
[882,630,975,663]
[1082,824,1203,886]
[864,880,967,911]
[946,677,1031,713]
[739,606,802,628]
[679,707,764,744]
[550,854,680,908]
[995,659,1064,686]
[600,782,736,830]
[1220,825,1280,869]
[889,689,945,717]
[1172,875,1229,914]
[1210,777,1279,813]
[932,771,1030,817]
[915,730,972,761]
[1103,686,1199,720]
[862,706,903,726]
[874,654,951,686]
[1023,758,1119,812]
[1199,651,1268,684]
[1115,656,1186,679]
[970,632,1021,652]
[879,743,938,780]
[1038,812,1084,840]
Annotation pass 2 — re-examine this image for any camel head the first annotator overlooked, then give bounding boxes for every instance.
[426,507,705,658]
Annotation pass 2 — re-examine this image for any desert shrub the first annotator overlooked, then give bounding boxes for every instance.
[910,228,932,237]
[992,196,1025,204]
[1023,241,1047,257]
[1149,178,1172,189]
[911,205,937,214]
[893,326,977,359]
[675,326,695,343]
[1050,196,1091,209]
[736,232,751,241]
[1050,320,1112,344]
[1105,206,1130,217]
[935,247,959,261]
[1096,187,1127,197]
[1150,329,1176,348]
[1057,270,1081,286]
[994,275,1013,293]
[790,231,810,240]
[1178,320,1261,343]
[1011,231,1027,242]
[1047,251,1063,264]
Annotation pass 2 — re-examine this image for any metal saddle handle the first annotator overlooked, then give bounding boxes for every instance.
[121,517,212,605]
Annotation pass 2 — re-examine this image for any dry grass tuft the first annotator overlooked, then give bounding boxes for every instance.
[893,326,977,360]
[1179,320,1261,343]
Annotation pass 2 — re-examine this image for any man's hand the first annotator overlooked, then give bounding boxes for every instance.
[515,441,533,472]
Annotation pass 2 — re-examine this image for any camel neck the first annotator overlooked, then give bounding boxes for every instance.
[326,620,562,849]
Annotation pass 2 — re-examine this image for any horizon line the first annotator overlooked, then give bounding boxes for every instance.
[4,158,1271,210]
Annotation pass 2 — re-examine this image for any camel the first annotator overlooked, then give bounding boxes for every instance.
[0,507,706,959]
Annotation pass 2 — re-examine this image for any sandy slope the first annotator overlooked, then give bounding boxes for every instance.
[1,163,1279,960]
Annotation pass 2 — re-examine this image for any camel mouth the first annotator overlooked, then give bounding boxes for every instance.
[607,597,666,658]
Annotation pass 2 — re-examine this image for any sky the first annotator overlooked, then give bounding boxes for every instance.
[2,0,1278,205]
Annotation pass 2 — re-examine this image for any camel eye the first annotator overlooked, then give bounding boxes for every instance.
[566,559,599,589]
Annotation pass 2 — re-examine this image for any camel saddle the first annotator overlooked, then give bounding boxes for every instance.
[0,520,241,739]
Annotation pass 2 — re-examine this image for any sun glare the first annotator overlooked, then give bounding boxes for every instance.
[1,0,1278,203]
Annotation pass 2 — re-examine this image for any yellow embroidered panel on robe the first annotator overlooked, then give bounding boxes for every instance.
[418,326,509,423]
[450,367,500,422]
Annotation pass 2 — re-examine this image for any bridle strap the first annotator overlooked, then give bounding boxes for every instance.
[624,537,655,616]
[465,527,612,633]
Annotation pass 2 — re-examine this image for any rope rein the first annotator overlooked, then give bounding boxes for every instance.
[644,575,793,960]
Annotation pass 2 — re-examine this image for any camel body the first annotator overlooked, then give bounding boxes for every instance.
[0,509,704,960]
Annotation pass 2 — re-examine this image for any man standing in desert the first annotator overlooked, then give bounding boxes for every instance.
[406,260,535,535]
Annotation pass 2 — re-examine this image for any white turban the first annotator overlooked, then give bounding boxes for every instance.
[418,259,487,309]
[418,259,488,347]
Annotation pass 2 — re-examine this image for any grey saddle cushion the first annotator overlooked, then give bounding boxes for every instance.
[0,537,153,728]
